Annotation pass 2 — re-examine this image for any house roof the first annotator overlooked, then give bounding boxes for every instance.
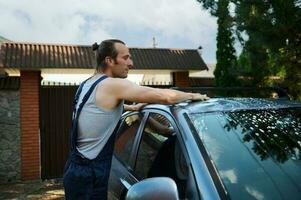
[0,42,207,71]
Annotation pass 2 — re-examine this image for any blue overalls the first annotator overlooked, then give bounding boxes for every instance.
[63,75,119,200]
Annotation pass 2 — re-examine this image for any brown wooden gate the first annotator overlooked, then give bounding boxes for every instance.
[40,85,78,179]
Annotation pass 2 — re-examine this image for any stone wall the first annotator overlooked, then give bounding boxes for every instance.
[0,90,20,182]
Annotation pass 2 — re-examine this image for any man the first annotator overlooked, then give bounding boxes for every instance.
[63,39,209,200]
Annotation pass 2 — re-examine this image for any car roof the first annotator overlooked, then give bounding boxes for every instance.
[184,98,301,114]
[141,98,301,115]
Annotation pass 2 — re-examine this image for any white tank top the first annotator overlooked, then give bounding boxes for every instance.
[76,76,124,159]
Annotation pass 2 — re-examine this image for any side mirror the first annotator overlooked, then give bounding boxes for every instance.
[126,177,179,200]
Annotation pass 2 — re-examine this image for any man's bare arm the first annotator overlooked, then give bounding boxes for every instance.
[107,78,208,104]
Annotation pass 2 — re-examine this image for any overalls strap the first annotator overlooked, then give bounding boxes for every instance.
[70,75,108,151]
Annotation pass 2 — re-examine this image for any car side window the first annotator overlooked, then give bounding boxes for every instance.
[134,113,175,179]
[114,113,144,166]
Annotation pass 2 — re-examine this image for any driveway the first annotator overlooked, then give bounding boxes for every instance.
[0,179,115,200]
[0,179,64,200]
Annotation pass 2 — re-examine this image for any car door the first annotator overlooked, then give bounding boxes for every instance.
[132,112,175,179]
[132,111,194,198]
[108,111,148,200]
[132,111,201,200]
[109,110,189,199]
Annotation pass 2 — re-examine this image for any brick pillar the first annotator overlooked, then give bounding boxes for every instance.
[173,71,190,87]
[20,71,41,180]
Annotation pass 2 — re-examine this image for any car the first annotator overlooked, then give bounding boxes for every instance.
[108,98,301,200]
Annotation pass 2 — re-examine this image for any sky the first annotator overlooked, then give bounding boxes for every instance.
[0,0,217,64]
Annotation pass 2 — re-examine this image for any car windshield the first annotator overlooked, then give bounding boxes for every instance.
[189,108,301,200]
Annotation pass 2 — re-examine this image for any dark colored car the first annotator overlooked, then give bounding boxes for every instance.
[108,98,301,200]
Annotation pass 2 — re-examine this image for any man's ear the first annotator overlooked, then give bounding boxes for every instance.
[105,56,114,66]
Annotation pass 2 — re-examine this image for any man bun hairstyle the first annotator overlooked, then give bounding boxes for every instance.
[92,42,100,51]
[92,39,125,72]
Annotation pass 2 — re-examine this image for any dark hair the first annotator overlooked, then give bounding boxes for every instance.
[92,39,125,71]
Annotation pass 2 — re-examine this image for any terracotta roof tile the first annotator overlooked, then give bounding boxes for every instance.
[0,42,207,70]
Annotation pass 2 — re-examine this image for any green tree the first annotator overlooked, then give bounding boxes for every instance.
[197,0,238,86]
[235,0,274,86]
[271,0,301,99]
[215,0,239,86]
[280,33,301,99]
[235,0,301,98]
[199,0,301,98]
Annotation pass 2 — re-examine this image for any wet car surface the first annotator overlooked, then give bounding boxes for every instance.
[108,98,301,200]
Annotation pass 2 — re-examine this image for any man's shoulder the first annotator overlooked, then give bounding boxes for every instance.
[102,77,130,85]
[98,77,132,91]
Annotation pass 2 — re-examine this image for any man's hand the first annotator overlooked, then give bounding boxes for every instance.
[132,103,147,111]
[191,93,210,101]
[124,103,148,111]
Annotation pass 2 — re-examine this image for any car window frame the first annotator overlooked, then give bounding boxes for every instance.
[131,109,175,173]
[182,111,228,200]
[132,110,174,179]
[117,107,205,199]
[114,111,149,171]
[130,108,204,199]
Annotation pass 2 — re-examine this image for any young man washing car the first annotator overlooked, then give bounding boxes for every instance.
[63,39,209,200]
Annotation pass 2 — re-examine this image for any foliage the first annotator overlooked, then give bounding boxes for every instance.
[197,0,239,86]
[235,0,301,96]
[236,50,251,75]
[234,0,274,86]
[280,33,301,99]
[197,0,301,99]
